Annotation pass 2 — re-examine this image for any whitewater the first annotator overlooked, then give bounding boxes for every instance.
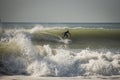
[0,25,120,78]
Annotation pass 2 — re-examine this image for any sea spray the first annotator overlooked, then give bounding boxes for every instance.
[30,25,44,33]
[12,33,39,60]
[0,28,120,76]
[0,32,28,74]
[58,37,72,44]
[27,47,120,76]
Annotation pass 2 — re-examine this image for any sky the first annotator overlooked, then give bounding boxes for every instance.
[0,0,120,23]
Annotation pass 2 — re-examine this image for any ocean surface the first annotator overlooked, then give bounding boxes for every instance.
[0,23,120,77]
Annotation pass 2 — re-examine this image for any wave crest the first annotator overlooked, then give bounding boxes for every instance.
[0,29,120,77]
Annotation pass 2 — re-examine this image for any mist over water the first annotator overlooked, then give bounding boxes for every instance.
[0,23,120,77]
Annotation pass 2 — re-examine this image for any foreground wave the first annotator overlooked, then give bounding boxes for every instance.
[0,28,120,77]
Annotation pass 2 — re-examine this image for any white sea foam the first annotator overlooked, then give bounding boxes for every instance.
[30,25,44,33]
[59,37,72,44]
[0,29,120,77]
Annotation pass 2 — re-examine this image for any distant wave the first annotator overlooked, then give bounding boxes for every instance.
[30,25,106,31]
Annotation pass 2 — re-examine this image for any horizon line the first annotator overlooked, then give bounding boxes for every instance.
[1,21,120,24]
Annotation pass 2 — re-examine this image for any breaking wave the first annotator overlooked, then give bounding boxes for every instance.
[0,28,120,77]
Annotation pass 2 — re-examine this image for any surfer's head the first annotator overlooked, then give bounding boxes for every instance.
[66,30,69,32]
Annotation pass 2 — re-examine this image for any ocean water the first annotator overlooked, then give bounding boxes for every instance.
[0,23,120,77]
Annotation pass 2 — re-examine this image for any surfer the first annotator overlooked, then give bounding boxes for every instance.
[63,30,71,39]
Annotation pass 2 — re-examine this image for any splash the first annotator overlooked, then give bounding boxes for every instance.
[0,28,120,77]
[59,37,72,44]
[30,25,44,33]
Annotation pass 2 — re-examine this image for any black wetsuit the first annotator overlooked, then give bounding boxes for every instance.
[63,30,71,38]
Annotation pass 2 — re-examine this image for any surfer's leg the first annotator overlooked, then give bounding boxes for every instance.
[66,34,68,38]
[63,33,66,38]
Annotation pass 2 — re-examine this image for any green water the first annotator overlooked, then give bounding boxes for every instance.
[0,25,120,76]
[31,28,120,49]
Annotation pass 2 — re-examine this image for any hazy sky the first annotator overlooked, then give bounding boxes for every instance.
[0,0,120,22]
